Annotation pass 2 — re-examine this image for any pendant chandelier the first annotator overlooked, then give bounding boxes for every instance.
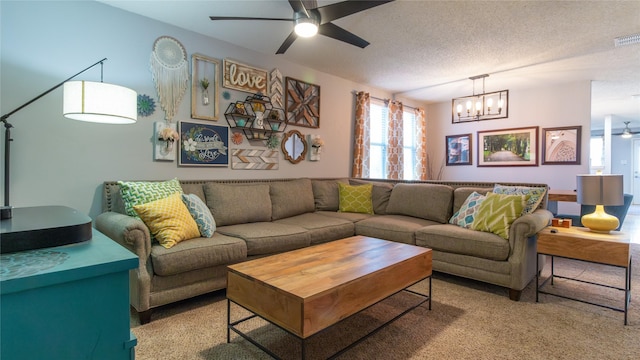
[452,74,508,123]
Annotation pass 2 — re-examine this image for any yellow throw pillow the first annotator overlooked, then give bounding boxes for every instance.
[338,183,374,214]
[134,192,201,249]
[471,192,528,239]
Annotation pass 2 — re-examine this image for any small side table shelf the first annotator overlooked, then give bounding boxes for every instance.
[536,226,631,325]
[1,229,138,359]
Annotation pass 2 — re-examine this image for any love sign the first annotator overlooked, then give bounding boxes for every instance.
[223,59,268,95]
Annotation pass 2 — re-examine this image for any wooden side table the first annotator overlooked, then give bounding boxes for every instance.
[536,226,631,324]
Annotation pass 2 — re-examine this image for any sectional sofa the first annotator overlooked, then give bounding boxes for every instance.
[96,178,553,324]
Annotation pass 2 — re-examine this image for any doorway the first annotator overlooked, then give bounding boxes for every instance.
[633,139,640,204]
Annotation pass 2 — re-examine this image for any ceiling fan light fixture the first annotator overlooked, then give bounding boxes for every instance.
[294,12,318,38]
[621,121,633,139]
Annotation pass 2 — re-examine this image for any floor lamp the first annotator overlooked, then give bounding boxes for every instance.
[0,58,137,253]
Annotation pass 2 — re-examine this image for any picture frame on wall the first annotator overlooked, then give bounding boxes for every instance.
[541,126,582,165]
[191,54,220,121]
[178,121,229,167]
[445,133,472,165]
[477,126,538,167]
[285,77,320,128]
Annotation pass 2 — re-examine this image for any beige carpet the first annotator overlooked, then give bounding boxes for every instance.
[131,245,640,360]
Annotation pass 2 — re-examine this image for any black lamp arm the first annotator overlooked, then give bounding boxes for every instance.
[1,57,108,218]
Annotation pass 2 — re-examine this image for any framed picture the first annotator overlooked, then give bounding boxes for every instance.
[179,121,229,167]
[445,133,472,165]
[191,54,220,121]
[222,58,267,94]
[285,77,320,128]
[477,126,538,167]
[542,126,582,165]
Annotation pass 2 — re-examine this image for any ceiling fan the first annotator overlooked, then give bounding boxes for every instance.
[613,121,639,138]
[209,0,395,54]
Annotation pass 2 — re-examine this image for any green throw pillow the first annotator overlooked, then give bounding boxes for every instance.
[471,192,528,239]
[119,178,183,217]
[493,184,546,215]
[338,183,374,214]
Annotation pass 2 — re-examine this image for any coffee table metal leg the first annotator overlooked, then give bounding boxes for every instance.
[227,299,231,343]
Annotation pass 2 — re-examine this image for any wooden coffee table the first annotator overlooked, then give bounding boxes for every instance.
[226,235,432,359]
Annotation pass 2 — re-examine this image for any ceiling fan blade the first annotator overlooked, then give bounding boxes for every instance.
[316,0,395,24]
[276,30,298,54]
[210,16,291,21]
[318,22,369,49]
[288,0,309,18]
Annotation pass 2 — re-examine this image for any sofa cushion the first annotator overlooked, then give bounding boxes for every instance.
[275,213,355,244]
[119,178,183,217]
[493,184,547,215]
[312,179,349,211]
[182,193,216,237]
[415,224,510,261]
[349,179,394,214]
[355,214,439,245]
[471,192,528,239]
[134,192,201,249]
[204,183,271,226]
[316,210,374,222]
[449,191,486,229]
[270,179,315,220]
[217,222,310,256]
[338,183,374,214]
[386,183,454,223]
[150,233,247,276]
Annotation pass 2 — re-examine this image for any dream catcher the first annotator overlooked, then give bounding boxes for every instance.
[150,36,189,122]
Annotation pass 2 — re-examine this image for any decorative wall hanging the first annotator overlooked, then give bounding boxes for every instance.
[150,36,189,122]
[477,127,538,167]
[282,129,307,164]
[154,121,179,161]
[179,121,228,167]
[452,74,508,123]
[191,54,220,121]
[223,59,267,94]
[445,133,472,166]
[231,132,244,145]
[224,94,286,143]
[309,134,323,161]
[266,134,280,149]
[269,68,283,108]
[137,94,156,117]
[231,149,279,170]
[285,77,320,128]
[542,126,581,165]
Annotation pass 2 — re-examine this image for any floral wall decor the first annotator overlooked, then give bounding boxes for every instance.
[309,134,324,161]
[179,121,228,167]
[191,53,220,121]
[154,121,179,161]
[137,94,156,117]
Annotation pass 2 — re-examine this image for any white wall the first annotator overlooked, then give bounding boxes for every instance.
[0,1,390,219]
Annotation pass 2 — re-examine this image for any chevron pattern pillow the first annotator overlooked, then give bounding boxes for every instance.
[449,191,487,228]
[338,183,374,214]
[118,178,183,217]
[471,192,528,239]
[134,192,200,249]
[182,193,216,237]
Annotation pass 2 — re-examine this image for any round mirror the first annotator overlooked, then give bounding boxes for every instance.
[282,130,307,164]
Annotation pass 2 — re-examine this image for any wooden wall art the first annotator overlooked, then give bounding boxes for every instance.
[191,54,220,121]
[285,77,320,128]
[231,149,279,170]
[270,68,283,108]
[223,59,267,95]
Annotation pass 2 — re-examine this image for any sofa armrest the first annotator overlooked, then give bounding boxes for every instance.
[95,212,151,261]
[510,209,554,242]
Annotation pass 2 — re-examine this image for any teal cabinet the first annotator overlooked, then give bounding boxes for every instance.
[1,229,138,359]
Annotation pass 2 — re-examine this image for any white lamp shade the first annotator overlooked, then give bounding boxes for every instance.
[576,174,624,206]
[63,81,137,124]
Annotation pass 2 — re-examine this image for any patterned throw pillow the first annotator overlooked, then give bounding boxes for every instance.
[493,184,546,215]
[338,183,374,214]
[449,191,487,228]
[134,192,200,249]
[181,193,216,238]
[471,192,528,239]
[118,178,183,217]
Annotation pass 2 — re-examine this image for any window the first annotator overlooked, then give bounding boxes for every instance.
[368,99,420,180]
[590,136,604,170]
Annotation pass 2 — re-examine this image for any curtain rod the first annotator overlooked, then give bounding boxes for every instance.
[369,95,419,111]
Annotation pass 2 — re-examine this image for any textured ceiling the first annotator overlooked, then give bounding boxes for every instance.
[98,0,640,130]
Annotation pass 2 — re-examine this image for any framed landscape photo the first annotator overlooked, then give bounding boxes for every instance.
[445,133,472,165]
[179,121,229,167]
[477,126,538,167]
[542,126,581,165]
